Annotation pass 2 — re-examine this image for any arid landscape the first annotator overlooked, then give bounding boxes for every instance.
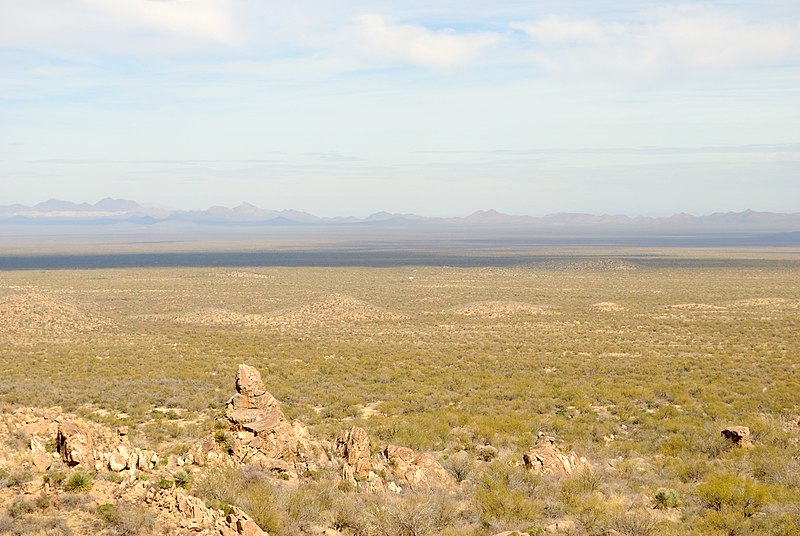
[1,244,799,535]
[5,0,798,533]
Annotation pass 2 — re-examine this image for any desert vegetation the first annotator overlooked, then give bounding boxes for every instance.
[0,247,799,534]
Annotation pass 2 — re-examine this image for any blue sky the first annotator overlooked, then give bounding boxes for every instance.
[1,0,798,216]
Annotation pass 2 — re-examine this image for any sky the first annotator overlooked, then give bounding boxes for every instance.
[1,0,799,217]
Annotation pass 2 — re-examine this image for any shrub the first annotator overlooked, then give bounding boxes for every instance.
[476,445,498,462]
[173,470,193,489]
[97,501,156,536]
[652,488,679,509]
[5,469,33,487]
[157,479,174,489]
[214,430,232,452]
[64,471,93,492]
[442,451,474,483]
[7,497,35,518]
[193,466,287,533]
[697,472,769,518]
[475,461,543,524]
[607,510,660,535]
[36,495,51,509]
[45,466,67,487]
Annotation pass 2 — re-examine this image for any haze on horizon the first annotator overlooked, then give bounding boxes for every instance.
[1,1,799,218]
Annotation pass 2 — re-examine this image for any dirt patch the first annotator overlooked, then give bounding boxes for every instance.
[0,293,114,337]
[450,301,553,318]
[665,303,727,311]
[266,294,406,327]
[591,302,626,312]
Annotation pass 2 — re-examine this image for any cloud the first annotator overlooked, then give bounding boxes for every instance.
[513,6,800,79]
[353,15,502,69]
[0,0,240,55]
[511,16,611,46]
[83,0,238,44]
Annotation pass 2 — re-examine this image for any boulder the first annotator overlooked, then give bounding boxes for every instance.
[544,519,577,534]
[225,364,328,474]
[523,434,587,476]
[336,426,372,476]
[721,426,752,448]
[56,421,95,467]
[384,444,454,491]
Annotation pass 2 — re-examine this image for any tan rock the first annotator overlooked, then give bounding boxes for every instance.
[56,421,95,467]
[239,519,267,536]
[226,364,307,469]
[30,435,47,453]
[384,444,454,491]
[385,444,414,464]
[722,426,752,448]
[336,426,372,476]
[109,451,128,472]
[544,519,576,533]
[523,434,587,476]
[32,451,52,471]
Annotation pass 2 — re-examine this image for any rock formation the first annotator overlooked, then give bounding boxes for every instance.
[523,434,587,476]
[384,444,453,491]
[336,426,373,476]
[146,486,267,535]
[721,425,752,448]
[56,420,95,467]
[225,364,328,475]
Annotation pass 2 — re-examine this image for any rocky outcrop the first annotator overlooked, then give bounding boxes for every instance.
[146,486,268,535]
[384,444,454,491]
[523,434,587,476]
[721,426,752,448]
[336,426,372,477]
[226,364,329,476]
[329,427,455,493]
[56,421,95,467]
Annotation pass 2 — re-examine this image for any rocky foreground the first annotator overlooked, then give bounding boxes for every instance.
[0,365,604,535]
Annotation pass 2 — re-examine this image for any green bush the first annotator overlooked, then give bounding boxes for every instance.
[475,460,543,524]
[697,472,769,518]
[173,470,193,489]
[64,471,93,492]
[652,488,679,509]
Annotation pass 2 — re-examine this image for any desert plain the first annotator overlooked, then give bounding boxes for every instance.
[1,236,799,535]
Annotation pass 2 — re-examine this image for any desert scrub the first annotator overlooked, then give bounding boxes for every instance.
[97,502,156,536]
[441,451,474,483]
[652,488,680,509]
[697,472,769,518]
[7,497,35,518]
[371,492,459,536]
[64,471,93,492]
[44,465,68,487]
[194,466,288,534]
[173,469,193,489]
[475,459,544,524]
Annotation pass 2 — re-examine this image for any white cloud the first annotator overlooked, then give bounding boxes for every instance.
[511,16,612,45]
[513,6,800,79]
[0,0,240,55]
[353,14,502,69]
[82,0,239,44]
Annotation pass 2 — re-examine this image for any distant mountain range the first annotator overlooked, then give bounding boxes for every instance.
[1,198,799,229]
